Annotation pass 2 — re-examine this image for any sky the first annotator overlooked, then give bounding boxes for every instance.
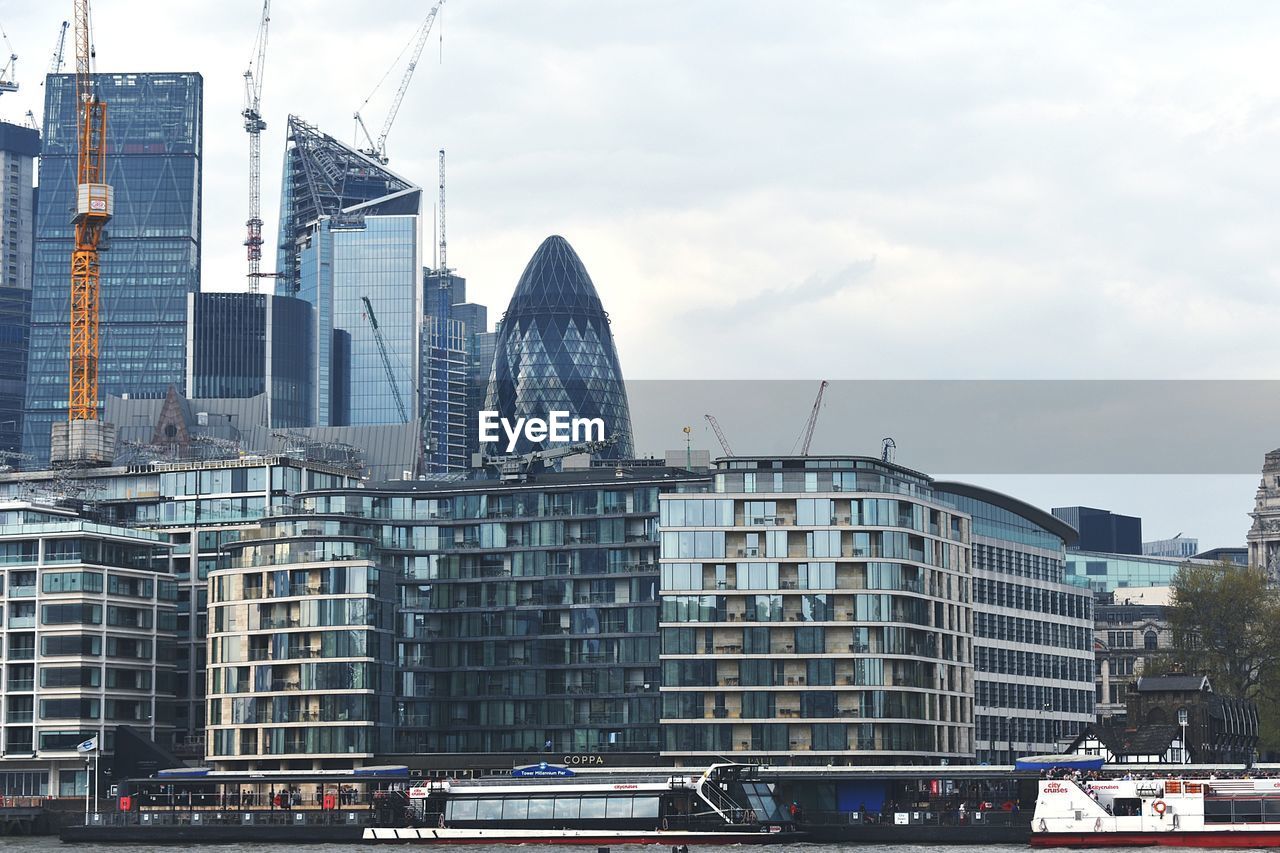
[0,0,1277,547]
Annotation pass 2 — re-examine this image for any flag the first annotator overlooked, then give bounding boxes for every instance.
[76,736,98,753]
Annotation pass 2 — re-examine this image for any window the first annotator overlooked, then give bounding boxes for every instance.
[42,572,103,594]
[41,603,101,626]
[1144,631,1158,651]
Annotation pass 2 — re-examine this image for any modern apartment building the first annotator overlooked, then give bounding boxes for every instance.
[0,456,361,752]
[0,501,177,796]
[658,457,974,765]
[203,464,707,769]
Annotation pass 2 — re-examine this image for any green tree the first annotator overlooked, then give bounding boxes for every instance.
[1169,560,1280,753]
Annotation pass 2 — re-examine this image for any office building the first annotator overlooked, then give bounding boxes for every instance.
[280,117,422,429]
[421,314,468,472]
[0,456,362,751]
[0,500,177,796]
[0,122,38,456]
[485,235,634,459]
[659,456,973,764]
[1192,546,1247,566]
[186,292,313,428]
[24,73,203,464]
[1142,536,1199,559]
[1051,506,1141,554]
[205,464,704,768]
[935,482,1094,764]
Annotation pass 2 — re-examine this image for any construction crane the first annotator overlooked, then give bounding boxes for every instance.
[361,295,410,424]
[68,0,111,424]
[796,380,828,456]
[49,20,69,75]
[242,0,271,292]
[353,0,444,164]
[0,24,18,95]
[704,414,734,456]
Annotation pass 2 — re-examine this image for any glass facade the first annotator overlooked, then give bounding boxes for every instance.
[0,122,38,456]
[421,314,468,472]
[298,214,422,426]
[1064,550,1215,593]
[186,292,313,427]
[0,501,176,791]
[275,116,415,298]
[485,236,634,459]
[936,484,1095,764]
[24,73,202,464]
[660,457,974,764]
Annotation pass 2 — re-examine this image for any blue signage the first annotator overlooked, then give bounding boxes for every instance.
[512,762,575,778]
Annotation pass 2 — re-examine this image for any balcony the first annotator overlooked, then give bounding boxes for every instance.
[8,585,34,598]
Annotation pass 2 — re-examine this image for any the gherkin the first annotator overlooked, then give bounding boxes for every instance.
[484,236,634,458]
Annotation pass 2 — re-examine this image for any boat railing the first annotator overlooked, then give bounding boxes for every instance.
[695,774,750,824]
[85,809,376,828]
[803,807,1028,828]
[449,773,685,788]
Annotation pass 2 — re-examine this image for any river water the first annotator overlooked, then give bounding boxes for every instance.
[0,841,1234,853]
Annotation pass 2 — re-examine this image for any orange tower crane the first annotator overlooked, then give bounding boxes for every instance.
[68,0,111,422]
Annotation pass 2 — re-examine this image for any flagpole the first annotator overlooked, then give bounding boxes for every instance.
[94,745,100,816]
[84,754,90,825]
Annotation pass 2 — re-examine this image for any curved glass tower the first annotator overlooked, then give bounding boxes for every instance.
[485,235,634,458]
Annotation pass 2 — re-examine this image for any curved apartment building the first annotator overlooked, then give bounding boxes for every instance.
[658,457,973,764]
[206,512,394,768]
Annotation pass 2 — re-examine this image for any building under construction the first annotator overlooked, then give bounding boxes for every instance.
[276,117,422,432]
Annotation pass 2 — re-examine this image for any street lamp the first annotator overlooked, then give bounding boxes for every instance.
[1178,708,1189,764]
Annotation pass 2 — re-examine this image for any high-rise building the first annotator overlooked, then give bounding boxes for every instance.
[1051,506,1142,554]
[485,236,634,459]
[934,482,1094,764]
[421,314,468,471]
[659,457,974,764]
[205,465,703,768]
[186,292,313,427]
[423,269,494,466]
[0,500,178,795]
[24,73,203,464]
[278,117,422,431]
[0,122,38,456]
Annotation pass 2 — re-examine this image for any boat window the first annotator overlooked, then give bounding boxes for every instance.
[634,796,660,818]
[447,799,478,821]
[580,797,607,819]
[502,798,529,820]
[1264,799,1280,821]
[739,782,787,822]
[1234,799,1263,823]
[527,798,553,819]
[554,797,580,820]
[476,799,503,821]
[1111,798,1141,817]
[1204,799,1232,824]
[606,797,633,819]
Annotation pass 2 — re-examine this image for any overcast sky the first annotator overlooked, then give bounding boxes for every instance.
[1,1,1276,547]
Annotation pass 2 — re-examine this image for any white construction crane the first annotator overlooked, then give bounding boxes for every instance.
[48,21,69,75]
[354,0,444,165]
[796,380,828,456]
[243,0,272,292]
[0,24,18,95]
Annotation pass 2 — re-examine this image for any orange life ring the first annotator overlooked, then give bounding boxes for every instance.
[1153,800,1167,817]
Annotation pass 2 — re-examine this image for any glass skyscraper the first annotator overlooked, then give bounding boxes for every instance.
[0,122,38,456]
[24,73,202,464]
[186,292,313,427]
[280,117,421,429]
[485,236,634,459]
